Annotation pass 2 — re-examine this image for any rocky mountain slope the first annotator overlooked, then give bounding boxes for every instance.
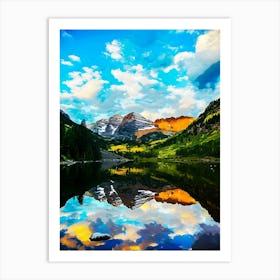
[87,114,123,137]
[88,112,195,141]
[113,112,156,140]
[154,116,195,133]
[153,98,220,158]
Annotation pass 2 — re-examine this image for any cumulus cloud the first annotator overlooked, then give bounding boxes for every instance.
[61,55,81,66]
[150,70,158,78]
[105,39,123,60]
[196,30,220,53]
[139,110,160,121]
[63,66,108,100]
[165,30,220,79]
[60,30,221,125]
[74,80,105,99]
[68,54,81,62]
[111,65,158,100]
[141,107,176,121]
[60,104,75,111]
[61,59,73,66]
[60,92,73,100]
[167,85,206,111]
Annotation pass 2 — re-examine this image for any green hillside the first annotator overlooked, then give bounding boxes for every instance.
[60,110,107,161]
[154,98,220,159]
[109,99,220,160]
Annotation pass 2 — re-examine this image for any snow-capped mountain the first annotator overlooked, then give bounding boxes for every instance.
[84,181,156,210]
[113,112,156,140]
[87,112,195,141]
[87,114,123,137]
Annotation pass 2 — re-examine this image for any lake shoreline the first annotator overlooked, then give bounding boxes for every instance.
[60,159,132,166]
[133,156,220,164]
[61,156,219,166]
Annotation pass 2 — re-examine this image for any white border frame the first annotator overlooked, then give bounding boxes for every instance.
[49,18,231,262]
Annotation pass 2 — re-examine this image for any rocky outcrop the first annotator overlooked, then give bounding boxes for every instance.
[154,116,195,133]
[87,114,123,137]
[113,112,155,140]
[89,232,111,241]
[138,131,168,143]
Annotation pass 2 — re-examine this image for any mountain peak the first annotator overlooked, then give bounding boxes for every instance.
[60,109,70,119]
[114,112,155,140]
[88,114,123,137]
[81,119,87,127]
[109,114,123,123]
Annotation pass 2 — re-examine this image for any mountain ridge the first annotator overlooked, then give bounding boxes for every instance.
[87,112,196,141]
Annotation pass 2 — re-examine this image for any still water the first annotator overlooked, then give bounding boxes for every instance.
[60,160,220,250]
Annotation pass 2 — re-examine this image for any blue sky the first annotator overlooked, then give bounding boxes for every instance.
[60,29,220,124]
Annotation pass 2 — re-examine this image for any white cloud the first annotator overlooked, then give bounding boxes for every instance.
[105,39,123,60]
[150,70,158,78]
[163,51,195,73]
[61,59,73,66]
[158,107,176,116]
[83,105,98,112]
[119,98,140,110]
[167,86,196,110]
[196,30,220,53]
[174,51,195,64]
[167,45,180,52]
[176,76,189,82]
[186,30,200,36]
[141,110,162,121]
[111,66,158,100]
[74,80,104,99]
[68,54,81,62]
[63,67,107,100]
[60,104,75,110]
[164,30,220,79]
[167,85,206,112]
[141,106,177,121]
[60,92,73,100]
[141,106,180,121]
[131,64,144,72]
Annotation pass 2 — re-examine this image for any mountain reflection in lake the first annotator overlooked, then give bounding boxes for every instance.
[60,161,220,250]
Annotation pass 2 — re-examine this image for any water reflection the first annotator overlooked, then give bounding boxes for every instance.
[60,195,219,250]
[60,160,220,250]
[60,161,220,221]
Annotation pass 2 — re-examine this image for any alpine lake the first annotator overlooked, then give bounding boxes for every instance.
[60,159,220,250]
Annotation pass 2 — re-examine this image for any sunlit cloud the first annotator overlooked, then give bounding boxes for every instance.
[68,54,81,62]
[104,39,123,60]
[164,30,220,79]
[111,65,158,100]
[62,67,108,100]
[61,59,73,66]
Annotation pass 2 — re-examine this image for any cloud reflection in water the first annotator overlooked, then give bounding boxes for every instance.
[60,195,219,250]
